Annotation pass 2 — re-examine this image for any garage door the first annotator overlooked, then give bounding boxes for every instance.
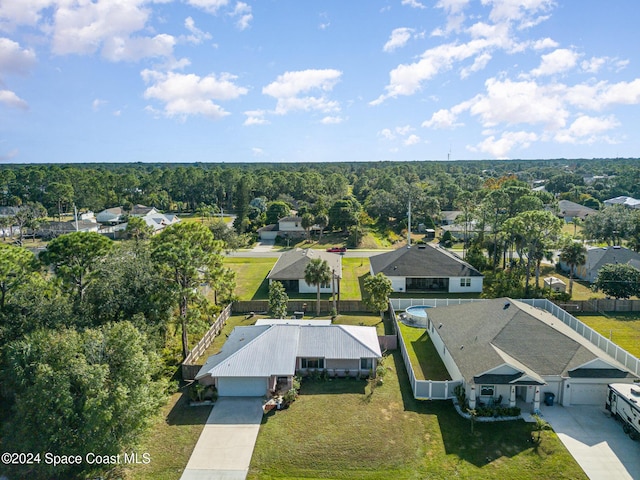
[218,377,267,397]
[570,383,608,405]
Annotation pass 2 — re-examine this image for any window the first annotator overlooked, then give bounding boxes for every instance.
[301,358,324,369]
[460,277,471,287]
[361,358,373,370]
[480,386,494,397]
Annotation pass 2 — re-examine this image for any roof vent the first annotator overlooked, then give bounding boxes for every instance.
[632,387,640,397]
[503,301,511,309]
[613,245,621,249]
[418,245,426,249]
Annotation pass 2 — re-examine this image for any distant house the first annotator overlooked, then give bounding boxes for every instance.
[544,276,566,293]
[0,206,20,218]
[440,222,489,241]
[560,245,640,283]
[267,248,341,294]
[557,200,596,222]
[130,204,159,217]
[440,211,462,225]
[196,324,382,397]
[369,244,483,293]
[603,196,640,209]
[37,220,99,239]
[140,212,180,233]
[258,216,319,241]
[96,207,124,224]
[420,298,638,410]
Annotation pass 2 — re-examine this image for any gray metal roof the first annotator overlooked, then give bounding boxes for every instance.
[369,244,483,278]
[196,324,381,380]
[267,248,342,280]
[426,298,637,384]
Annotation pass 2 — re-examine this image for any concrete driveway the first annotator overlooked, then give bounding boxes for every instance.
[180,397,263,480]
[540,404,640,480]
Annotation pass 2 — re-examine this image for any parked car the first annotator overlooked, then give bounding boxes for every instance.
[326,246,347,253]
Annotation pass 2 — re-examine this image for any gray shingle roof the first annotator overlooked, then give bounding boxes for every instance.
[196,324,381,379]
[425,298,636,384]
[369,244,483,278]
[557,200,596,219]
[267,248,342,280]
[585,246,640,278]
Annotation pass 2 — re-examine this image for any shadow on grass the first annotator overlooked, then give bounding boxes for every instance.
[251,277,270,300]
[165,390,213,426]
[391,350,534,468]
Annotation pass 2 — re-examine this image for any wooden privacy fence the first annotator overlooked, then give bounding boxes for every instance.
[181,303,232,380]
[555,299,640,313]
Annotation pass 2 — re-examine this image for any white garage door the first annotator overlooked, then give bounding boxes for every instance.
[570,383,608,405]
[218,377,267,397]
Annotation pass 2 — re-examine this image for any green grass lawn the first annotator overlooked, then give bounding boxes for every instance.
[341,257,370,300]
[195,314,261,362]
[123,391,212,480]
[248,351,586,480]
[398,322,451,381]
[577,312,640,357]
[333,312,387,335]
[224,257,276,300]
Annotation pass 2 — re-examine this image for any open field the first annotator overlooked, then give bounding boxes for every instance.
[577,312,640,357]
[398,322,451,381]
[248,351,585,480]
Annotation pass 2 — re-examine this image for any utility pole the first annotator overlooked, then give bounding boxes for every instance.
[407,199,412,247]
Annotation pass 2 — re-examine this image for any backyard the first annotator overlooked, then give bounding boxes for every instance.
[248,351,586,480]
[398,322,451,381]
[577,312,640,357]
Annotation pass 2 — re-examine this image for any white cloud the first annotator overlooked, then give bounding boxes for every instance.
[484,0,555,28]
[0,0,55,29]
[184,16,212,44]
[554,115,620,144]
[232,2,252,30]
[460,52,491,78]
[0,38,37,75]
[378,128,395,140]
[564,79,640,111]
[92,98,107,111]
[383,28,414,53]
[102,34,176,62]
[251,147,264,156]
[263,69,342,115]
[186,0,229,14]
[530,48,579,77]
[244,109,270,125]
[422,108,463,129]
[321,115,344,124]
[402,0,426,9]
[532,37,559,50]
[0,89,28,109]
[433,0,469,36]
[472,130,538,158]
[404,134,421,145]
[142,70,247,120]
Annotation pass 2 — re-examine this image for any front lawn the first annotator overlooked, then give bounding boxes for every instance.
[398,322,451,380]
[248,351,586,480]
[577,312,640,357]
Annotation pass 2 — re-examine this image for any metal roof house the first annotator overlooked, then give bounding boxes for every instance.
[195,324,382,397]
[370,244,483,293]
[267,248,342,294]
[421,298,637,410]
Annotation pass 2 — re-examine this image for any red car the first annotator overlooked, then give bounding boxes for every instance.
[326,246,347,253]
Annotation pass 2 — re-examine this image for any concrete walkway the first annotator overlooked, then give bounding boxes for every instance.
[539,404,640,480]
[180,397,264,480]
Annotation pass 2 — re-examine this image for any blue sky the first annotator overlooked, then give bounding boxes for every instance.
[1,0,640,163]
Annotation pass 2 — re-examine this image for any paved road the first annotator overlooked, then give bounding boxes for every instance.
[180,397,264,480]
[540,404,640,480]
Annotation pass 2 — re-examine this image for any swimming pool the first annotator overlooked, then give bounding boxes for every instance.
[404,305,432,327]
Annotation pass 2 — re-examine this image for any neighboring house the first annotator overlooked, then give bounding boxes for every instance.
[440,222,489,241]
[258,216,319,241]
[0,206,20,217]
[140,212,180,233]
[440,211,462,225]
[195,324,382,397]
[130,204,159,216]
[557,200,596,222]
[267,248,342,293]
[96,207,125,224]
[603,196,640,209]
[421,298,638,409]
[560,245,640,283]
[369,244,483,293]
[37,220,99,239]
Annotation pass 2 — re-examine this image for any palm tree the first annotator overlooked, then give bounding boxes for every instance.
[315,213,328,244]
[304,257,331,316]
[559,241,587,296]
[301,213,314,242]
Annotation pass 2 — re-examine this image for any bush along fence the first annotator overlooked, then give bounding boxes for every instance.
[181,303,232,381]
[390,302,460,401]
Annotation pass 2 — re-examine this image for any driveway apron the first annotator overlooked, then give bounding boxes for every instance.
[180,397,263,480]
[540,404,640,480]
